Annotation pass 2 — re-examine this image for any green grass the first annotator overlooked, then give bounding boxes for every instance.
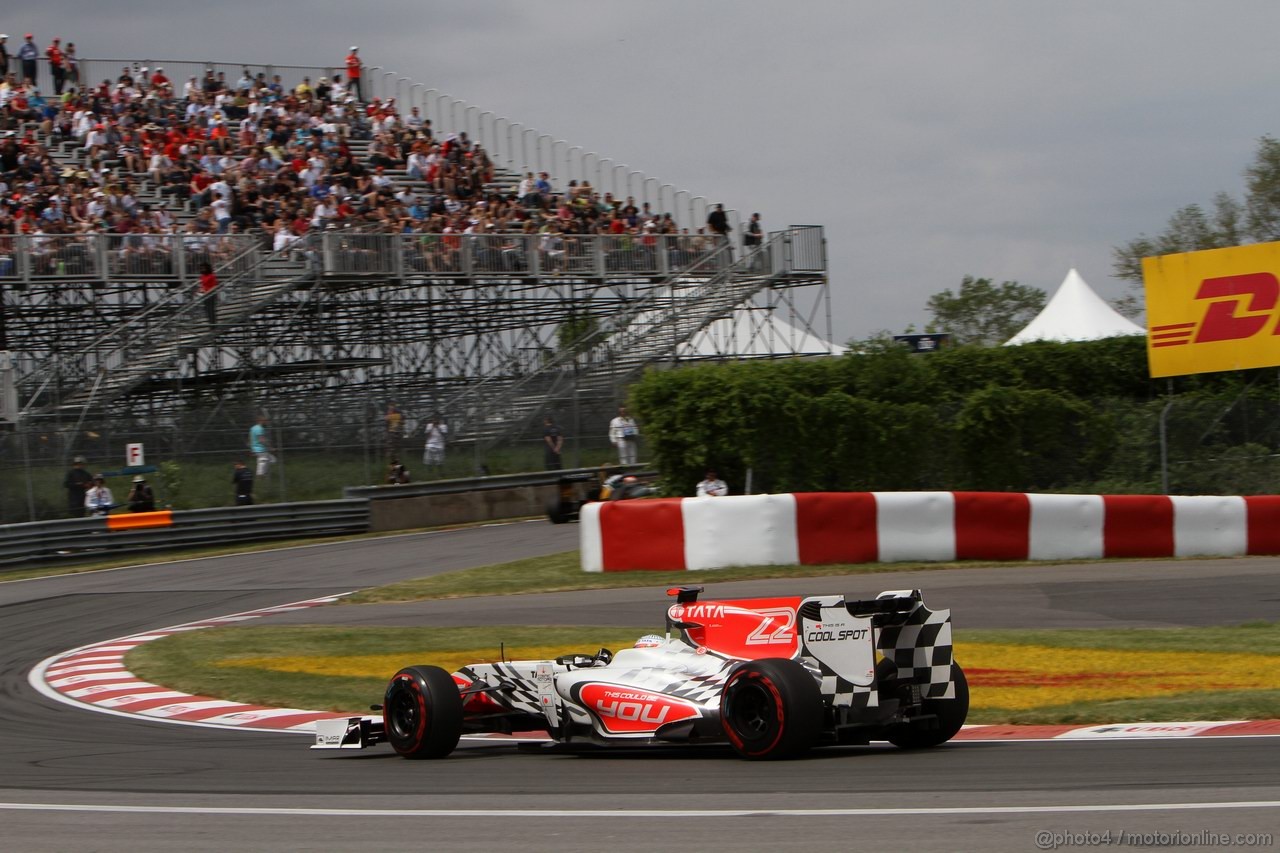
[342,551,1078,604]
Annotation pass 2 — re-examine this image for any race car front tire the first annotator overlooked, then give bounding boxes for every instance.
[886,661,969,749]
[383,665,464,759]
[720,658,823,760]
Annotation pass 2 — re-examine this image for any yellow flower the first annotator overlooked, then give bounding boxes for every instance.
[957,644,1280,710]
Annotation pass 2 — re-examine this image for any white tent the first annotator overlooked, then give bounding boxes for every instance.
[1004,268,1144,345]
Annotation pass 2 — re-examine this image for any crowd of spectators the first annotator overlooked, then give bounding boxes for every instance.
[1,38,736,279]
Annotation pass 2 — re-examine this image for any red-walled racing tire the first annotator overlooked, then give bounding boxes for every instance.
[720,658,822,760]
[383,665,464,759]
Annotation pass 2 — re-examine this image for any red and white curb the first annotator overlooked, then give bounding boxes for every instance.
[28,594,1280,742]
[28,594,359,735]
[954,720,1280,741]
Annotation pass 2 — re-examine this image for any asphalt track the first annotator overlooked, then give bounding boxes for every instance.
[1,521,1278,852]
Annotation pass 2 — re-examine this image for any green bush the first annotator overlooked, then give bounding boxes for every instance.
[630,337,1280,496]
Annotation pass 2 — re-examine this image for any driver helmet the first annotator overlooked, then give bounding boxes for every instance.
[633,634,664,649]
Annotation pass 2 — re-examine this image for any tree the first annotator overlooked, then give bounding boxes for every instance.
[556,312,598,354]
[924,276,1046,347]
[1112,135,1280,303]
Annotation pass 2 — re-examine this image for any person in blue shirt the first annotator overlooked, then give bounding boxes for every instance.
[17,34,38,87]
[249,415,274,477]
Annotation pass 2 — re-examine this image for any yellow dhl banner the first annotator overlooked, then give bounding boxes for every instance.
[1143,241,1280,378]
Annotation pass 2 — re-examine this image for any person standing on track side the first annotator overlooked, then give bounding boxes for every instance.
[249,415,274,477]
[422,416,447,476]
[232,460,255,505]
[85,475,114,516]
[609,406,639,466]
[63,455,93,517]
[543,416,564,470]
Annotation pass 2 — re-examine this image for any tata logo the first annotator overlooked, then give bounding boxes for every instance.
[1152,272,1280,347]
[683,604,725,620]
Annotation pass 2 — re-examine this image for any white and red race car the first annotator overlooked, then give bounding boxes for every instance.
[313,586,967,760]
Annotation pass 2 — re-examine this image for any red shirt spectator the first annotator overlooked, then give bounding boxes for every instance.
[199,267,218,295]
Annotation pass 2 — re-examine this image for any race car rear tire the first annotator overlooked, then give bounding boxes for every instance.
[886,662,969,749]
[383,665,464,759]
[720,658,823,760]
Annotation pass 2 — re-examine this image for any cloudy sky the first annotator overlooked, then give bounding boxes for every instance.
[12,1,1278,342]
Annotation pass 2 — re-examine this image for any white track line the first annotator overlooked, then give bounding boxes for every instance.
[0,800,1277,818]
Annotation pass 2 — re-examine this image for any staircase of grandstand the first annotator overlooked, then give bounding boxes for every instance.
[445,235,782,449]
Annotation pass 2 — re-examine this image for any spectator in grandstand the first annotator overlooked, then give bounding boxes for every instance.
[63,42,78,89]
[63,455,94,518]
[249,415,274,477]
[543,416,564,471]
[232,460,254,505]
[707,203,731,240]
[46,37,66,96]
[0,34,9,78]
[744,211,763,270]
[329,73,347,103]
[609,406,640,466]
[198,262,218,325]
[17,34,37,87]
[744,212,762,247]
[345,46,362,102]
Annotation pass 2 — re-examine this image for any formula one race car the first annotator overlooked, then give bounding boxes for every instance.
[312,586,967,760]
[546,469,656,524]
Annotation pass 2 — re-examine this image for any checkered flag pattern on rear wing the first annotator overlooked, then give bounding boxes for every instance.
[876,602,954,699]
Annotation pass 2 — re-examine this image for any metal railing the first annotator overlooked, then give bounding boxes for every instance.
[0,232,781,286]
[319,231,746,279]
[0,499,368,567]
[343,463,646,500]
[0,233,265,286]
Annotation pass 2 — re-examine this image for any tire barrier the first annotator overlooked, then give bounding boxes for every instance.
[579,491,1280,572]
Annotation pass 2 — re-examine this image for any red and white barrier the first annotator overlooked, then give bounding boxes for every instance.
[579,492,1280,572]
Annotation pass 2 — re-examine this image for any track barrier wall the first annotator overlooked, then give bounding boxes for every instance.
[579,491,1280,572]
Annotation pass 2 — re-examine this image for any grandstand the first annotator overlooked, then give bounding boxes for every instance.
[0,51,830,506]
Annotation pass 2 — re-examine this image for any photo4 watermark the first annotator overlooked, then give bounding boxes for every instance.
[1035,829,1273,849]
